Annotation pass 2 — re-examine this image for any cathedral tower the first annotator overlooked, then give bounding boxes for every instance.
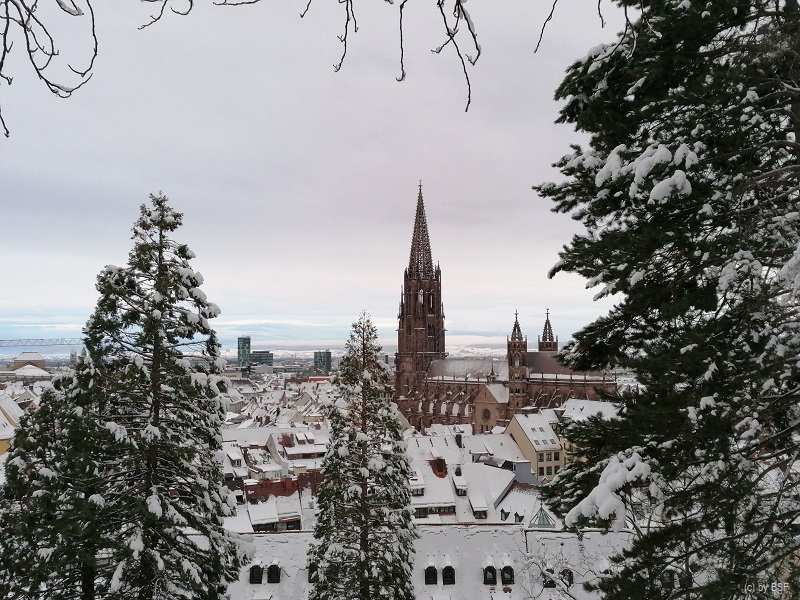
[538,309,559,352]
[507,311,529,409]
[395,184,446,397]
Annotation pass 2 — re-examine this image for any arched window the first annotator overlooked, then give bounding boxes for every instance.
[659,570,675,590]
[249,565,263,584]
[501,566,514,585]
[424,566,438,585]
[267,564,281,584]
[443,566,455,585]
[483,566,497,585]
[560,569,574,587]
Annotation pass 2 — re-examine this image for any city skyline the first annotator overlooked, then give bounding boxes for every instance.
[1,2,624,352]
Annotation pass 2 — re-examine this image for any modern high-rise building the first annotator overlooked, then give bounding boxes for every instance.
[250,350,274,366]
[314,350,332,374]
[237,336,251,368]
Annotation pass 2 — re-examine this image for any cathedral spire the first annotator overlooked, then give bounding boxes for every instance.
[510,310,524,341]
[538,309,558,352]
[407,183,435,278]
[541,309,554,342]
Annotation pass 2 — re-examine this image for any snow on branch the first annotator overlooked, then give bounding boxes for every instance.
[0,0,97,137]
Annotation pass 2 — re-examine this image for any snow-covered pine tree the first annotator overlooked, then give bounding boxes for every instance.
[0,367,120,600]
[309,312,416,600]
[537,1,800,598]
[77,193,242,599]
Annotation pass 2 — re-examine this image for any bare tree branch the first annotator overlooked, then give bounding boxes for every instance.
[0,0,97,137]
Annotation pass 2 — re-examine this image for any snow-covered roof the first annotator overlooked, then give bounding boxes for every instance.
[426,358,510,381]
[561,398,619,421]
[11,364,51,377]
[509,413,561,452]
[224,526,632,600]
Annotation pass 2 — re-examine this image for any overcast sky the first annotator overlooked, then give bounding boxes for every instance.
[0,0,626,355]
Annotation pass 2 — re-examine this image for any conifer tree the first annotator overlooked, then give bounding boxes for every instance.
[309,312,416,600]
[0,193,244,600]
[0,370,119,600]
[537,2,800,598]
[83,193,243,600]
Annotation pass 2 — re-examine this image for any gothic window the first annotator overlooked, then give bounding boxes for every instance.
[483,566,497,585]
[425,566,438,585]
[249,565,263,584]
[482,408,491,421]
[443,566,455,585]
[267,564,281,584]
[501,566,514,585]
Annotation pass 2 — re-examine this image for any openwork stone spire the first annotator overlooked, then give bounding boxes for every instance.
[541,309,554,342]
[407,183,435,278]
[511,310,524,341]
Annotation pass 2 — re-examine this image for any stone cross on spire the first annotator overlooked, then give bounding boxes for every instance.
[407,183,435,278]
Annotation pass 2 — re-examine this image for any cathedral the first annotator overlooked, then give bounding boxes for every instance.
[394,186,617,432]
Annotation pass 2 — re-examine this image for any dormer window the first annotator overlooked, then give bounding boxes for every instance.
[249,565,263,584]
[560,569,574,587]
[425,566,438,585]
[501,566,514,585]
[267,564,281,583]
[483,566,497,585]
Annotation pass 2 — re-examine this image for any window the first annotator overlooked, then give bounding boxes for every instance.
[538,453,544,462]
[249,565,263,584]
[425,566,438,585]
[543,568,556,588]
[267,564,281,584]
[677,570,691,589]
[538,466,544,477]
[560,569,574,587]
[443,566,455,585]
[659,570,675,590]
[514,512,524,523]
[546,466,552,476]
[501,566,514,585]
[500,509,509,521]
[553,452,560,462]
[483,566,497,585]
[546,452,552,462]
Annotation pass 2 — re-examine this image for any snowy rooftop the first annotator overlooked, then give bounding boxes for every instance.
[224,525,632,600]
[561,398,619,421]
